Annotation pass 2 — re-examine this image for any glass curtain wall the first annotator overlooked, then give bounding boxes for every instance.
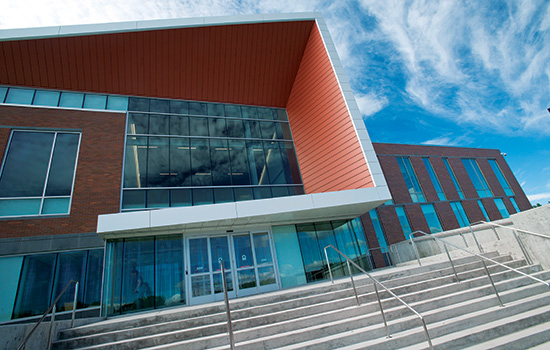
[123,97,304,210]
[462,158,493,198]
[488,159,514,196]
[423,158,446,200]
[443,158,464,199]
[103,235,184,316]
[396,157,425,202]
[296,219,370,283]
[11,249,103,319]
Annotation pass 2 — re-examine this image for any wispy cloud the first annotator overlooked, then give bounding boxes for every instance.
[421,134,473,147]
[527,192,550,204]
[355,92,388,117]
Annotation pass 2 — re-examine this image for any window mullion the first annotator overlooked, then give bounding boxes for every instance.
[39,132,58,214]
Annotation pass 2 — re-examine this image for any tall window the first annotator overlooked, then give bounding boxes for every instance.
[0,131,80,217]
[494,198,510,218]
[462,158,493,198]
[421,204,443,233]
[369,210,389,250]
[395,206,412,238]
[423,158,446,200]
[509,197,520,213]
[478,200,490,221]
[443,158,464,199]
[488,159,513,196]
[396,157,425,202]
[450,202,470,227]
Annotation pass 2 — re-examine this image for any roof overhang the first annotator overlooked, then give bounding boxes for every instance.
[97,187,388,239]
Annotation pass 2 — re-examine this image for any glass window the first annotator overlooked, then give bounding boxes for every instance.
[443,158,464,199]
[462,158,493,198]
[149,99,169,113]
[369,210,388,250]
[122,190,146,210]
[210,140,231,186]
[146,137,170,187]
[0,86,7,102]
[148,115,169,135]
[59,92,84,108]
[170,138,191,187]
[83,94,107,109]
[83,250,104,308]
[423,158,446,200]
[509,197,520,213]
[396,157,425,202]
[0,131,80,217]
[225,105,241,118]
[450,202,470,227]
[106,96,128,111]
[155,236,185,308]
[494,198,510,218]
[122,238,155,313]
[488,159,514,196]
[147,189,169,208]
[33,90,60,106]
[123,136,147,188]
[241,106,258,119]
[421,204,443,233]
[5,88,34,104]
[478,200,490,221]
[395,206,412,237]
[52,251,87,311]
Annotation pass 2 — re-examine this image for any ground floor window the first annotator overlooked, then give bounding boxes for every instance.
[9,249,103,320]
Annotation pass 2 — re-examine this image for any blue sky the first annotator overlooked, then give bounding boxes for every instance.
[1,0,549,205]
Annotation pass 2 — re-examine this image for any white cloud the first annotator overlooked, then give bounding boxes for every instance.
[355,92,388,117]
[527,192,550,204]
[421,134,472,147]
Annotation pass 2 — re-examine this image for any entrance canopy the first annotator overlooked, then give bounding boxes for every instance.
[97,187,386,239]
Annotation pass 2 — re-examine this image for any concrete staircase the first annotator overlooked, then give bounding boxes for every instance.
[51,252,550,349]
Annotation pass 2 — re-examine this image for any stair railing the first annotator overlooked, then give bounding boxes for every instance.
[323,245,433,350]
[218,258,235,350]
[468,221,550,265]
[17,280,79,350]
[408,230,550,307]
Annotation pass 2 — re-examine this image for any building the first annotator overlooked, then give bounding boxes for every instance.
[0,13,390,321]
[0,13,531,323]
[361,142,531,268]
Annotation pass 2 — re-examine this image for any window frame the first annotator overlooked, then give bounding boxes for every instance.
[462,158,493,198]
[423,157,446,201]
[396,157,426,203]
[0,129,81,218]
[488,159,514,196]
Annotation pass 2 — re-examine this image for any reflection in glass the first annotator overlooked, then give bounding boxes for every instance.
[59,92,84,108]
[193,188,213,205]
[189,238,209,274]
[106,96,128,111]
[253,233,273,264]
[42,198,70,214]
[46,133,80,196]
[170,115,189,136]
[213,272,233,293]
[83,94,107,109]
[150,99,169,113]
[237,270,256,289]
[191,139,212,186]
[189,102,207,116]
[225,105,241,118]
[156,236,185,307]
[210,140,231,186]
[170,138,191,187]
[191,275,211,297]
[147,137,170,187]
[128,97,149,111]
[5,88,34,104]
[33,90,60,106]
[170,100,188,114]
[234,187,253,201]
[122,238,154,312]
[122,190,146,209]
[53,251,86,311]
[149,115,169,135]
[147,189,169,208]
[258,266,276,286]
[226,119,245,138]
[123,136,147,188]
[214,188,233,203]
[210,237,231,271]
[209,118,227,137]
[171,189,192,207]
[127,113,148,134]
[84,250,104,308]
[233,235,253,269]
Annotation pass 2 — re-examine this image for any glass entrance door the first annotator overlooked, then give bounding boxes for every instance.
[186,231,278,304]
[187,236,235,305]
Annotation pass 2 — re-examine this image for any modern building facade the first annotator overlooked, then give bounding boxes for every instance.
[0,13,391,321]
[360,142,531,268]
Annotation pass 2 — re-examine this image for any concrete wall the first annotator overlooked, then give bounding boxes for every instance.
[510,205,550,269]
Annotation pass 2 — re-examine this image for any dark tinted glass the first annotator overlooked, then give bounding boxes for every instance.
[124,136,147,188]
[13,254,56,318]
[253,187,272,199]
[226,119,244,138]
[128,97,149,111]
[149,99,169,113]
[210,140,231,186]
[260,122,276,139]
[122,190,146,209]
[147,189,170,208]
[155,236,185,308]
[84,249,104,308]
[170,116,189,136]
[45,133,80,196]
[53,251,86,310]
[264,141,285,184]
[190,117,208,136]
[170,138,192,186]
[189,102,207,115]
[170,100,188,114]
[190,139,212,186]
[228,140,250,185]
[214,188,234,203]
[296,224,323,282]
[271,186,289,197]
[147,137,170,187]
[127,113,149,134]
[193,188,213,205]
[171,189,192,207]
[149,114,169,135]
[257,108,273,120]
[208,118,227,137]
[122,238,155,312]
[244,120,261,139]
[241,106,258,119]
[247,141,267,185]
[0,131,54,197]
[225,105,241,118]
[234,187,253,201]
[208,103,224,116]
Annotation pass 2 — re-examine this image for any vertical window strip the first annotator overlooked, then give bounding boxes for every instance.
[462,158,493,198]
[369,210,389,250]
[443,158,464,199]
[509,197,520,213]
[423,158,446,200]
[395,206,412,237]
[494,198,510,218]
[477,200,490,221]
[397,157,425,202]
[420,204,443,233]
[488,159,514,196]
[450,202,470,227]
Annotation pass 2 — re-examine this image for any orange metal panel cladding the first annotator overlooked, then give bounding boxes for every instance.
[0,21,314,107]
[286,25,372,194]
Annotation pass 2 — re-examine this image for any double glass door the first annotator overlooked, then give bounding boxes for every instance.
[186,232,278,304]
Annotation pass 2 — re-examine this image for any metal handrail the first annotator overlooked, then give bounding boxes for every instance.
[469,221,550,265]
[17,280,79,350]
[408,230,550,307]
[323,245,433,349]
[218,258,235,350]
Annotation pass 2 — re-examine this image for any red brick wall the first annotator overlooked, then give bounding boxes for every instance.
[0,105,125,238]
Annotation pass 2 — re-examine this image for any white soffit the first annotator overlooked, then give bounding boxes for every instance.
[97,187,387,239]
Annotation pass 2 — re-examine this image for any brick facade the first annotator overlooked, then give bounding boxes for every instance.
[0,105,126,238]
[361,142,532,268]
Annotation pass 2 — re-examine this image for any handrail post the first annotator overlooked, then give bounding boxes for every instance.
[71,282,79,328]
[47,305,56,350]
[459,233,468,247]
[444,245,460,283]
[347,260,360,306]
[409,234,422,266]
[420,317,434,350]
[219,259,235,350]
[513,230,533,265]
[468,226,484,253]
[491,226,500,240]
[481,259,504,307]
[324,247,334,284]
[373,283,391,338]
